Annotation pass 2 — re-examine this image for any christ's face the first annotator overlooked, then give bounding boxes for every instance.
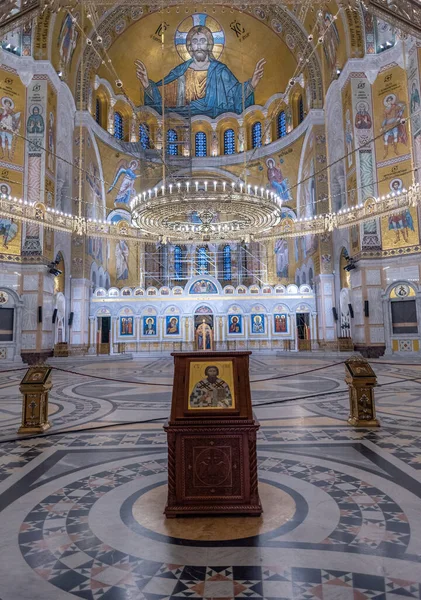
[206,367,218,383]
[190,33,209,62]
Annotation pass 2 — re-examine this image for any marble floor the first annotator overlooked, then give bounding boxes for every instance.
[1,354,421,599]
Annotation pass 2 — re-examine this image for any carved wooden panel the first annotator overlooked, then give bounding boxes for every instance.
[181,435,244,500]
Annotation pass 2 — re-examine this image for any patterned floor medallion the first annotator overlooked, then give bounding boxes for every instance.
[0,356,420,599]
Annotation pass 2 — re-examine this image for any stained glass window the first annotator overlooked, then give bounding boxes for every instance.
[223,245,232,281]
[174,246,183,280]
[251,121,262,149]
[139,124,150,149]
[224,129,235,155]
[298,95,304,124]
[167,129,178,156]
[95,98,101,125]
[195,131,207,157]
[277,111,286,138]
[197,246,209,275]
[114,111,124,140]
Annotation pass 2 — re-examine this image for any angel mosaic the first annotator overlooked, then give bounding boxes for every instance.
[107,160,139,207]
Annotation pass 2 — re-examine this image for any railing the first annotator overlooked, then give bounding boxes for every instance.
[111,339,294,354]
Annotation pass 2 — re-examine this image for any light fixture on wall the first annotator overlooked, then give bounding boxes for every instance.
[343,252,356,272]
[47,260,62,277]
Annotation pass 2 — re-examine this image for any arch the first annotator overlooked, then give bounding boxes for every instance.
[222,244,232,281]
[194,304,214,314]
[251,120,262,149]
[386,281,418,299]
[167,128,178,156]
[339,247,351,290]
[298,95,304,124]
[95,97,101,126]
[54,251,66,294]
[0,287,24,360]
[291,86,306,127]
[139,122,150,149]
[94,84,109,130]
[174,245,184,281]
[294,302,312,313]
[195,131,207,157]
[223,128,236,155]
[277,110,287,139]
[113,110,124,140]
[196,246,209,275]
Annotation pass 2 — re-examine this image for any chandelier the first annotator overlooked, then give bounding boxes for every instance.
[130,179,283,242]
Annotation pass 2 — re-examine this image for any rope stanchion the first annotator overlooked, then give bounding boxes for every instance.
[249,361,347,383]
[1,373,421,445]
[50,366,173,386]
[372,361,421,367]
[0,360,415,387]
[0,361,348,387]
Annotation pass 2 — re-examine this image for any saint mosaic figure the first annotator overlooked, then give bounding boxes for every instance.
[0,217,18,249]
[355,101,372,130]
[166,316,179,334]
[58,12,79,73]
[135,15,265,118]
[115,240,129,281]
[27,106,44,134]
[381,94,407,158]
[0,97,21,161]
[144,317,156,335]
[252,314,264,333]
[229,315,241,333]
[190,365,232,408]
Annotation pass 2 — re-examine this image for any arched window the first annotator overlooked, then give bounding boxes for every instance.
[174,246,183,281]
[277,111,286,138]
[167,129,178,155]
[95,98,101,125]
[139,123,150,149]
[251,121,262,149]
[195,131,207,157]
[114,111,124,140]
[223,245,232,281]
[196,246,209,275]
[298,95,304,124]
[224,129,235,155]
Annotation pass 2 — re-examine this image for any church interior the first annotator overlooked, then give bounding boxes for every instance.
[1,0,421,597]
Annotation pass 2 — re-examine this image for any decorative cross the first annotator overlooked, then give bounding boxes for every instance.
[29,400,37,418]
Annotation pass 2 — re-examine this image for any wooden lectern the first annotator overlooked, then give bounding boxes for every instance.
[164,351,262,517]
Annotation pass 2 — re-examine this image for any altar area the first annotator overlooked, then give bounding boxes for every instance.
[89,276,316,355]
